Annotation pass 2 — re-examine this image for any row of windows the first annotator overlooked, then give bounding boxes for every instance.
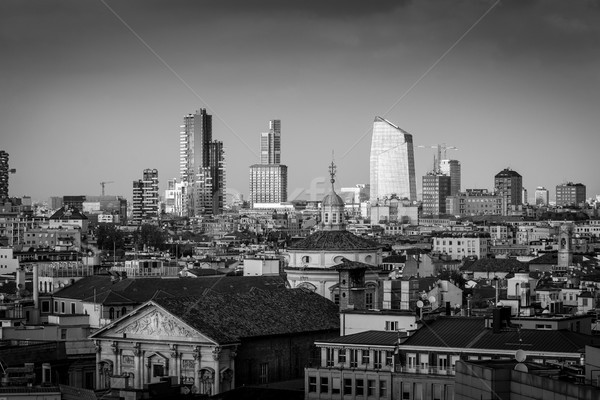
[325,348,394,368]
[308,376,388,397]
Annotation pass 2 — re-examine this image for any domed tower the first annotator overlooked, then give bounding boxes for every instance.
[321,161,346,231]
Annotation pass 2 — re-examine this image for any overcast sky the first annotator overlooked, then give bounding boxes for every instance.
[2,0,599,204]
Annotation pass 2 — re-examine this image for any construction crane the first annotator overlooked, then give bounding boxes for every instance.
[100,181,114,196]
[417,143,458,172]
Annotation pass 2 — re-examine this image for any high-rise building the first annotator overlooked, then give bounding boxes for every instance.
[556,182,586,207]
[369,116,416,202]
[260,119,281,164]
[440,159,461,196]
[534,186,549,206]
[422,173,451,216]
[249,120,288,206]
[179,108,225,216]
[522,187,528,205]
[132,169,159,224]
[0,151,10,201]
[494,168,522,215]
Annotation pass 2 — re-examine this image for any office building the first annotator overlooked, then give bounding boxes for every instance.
[445,189,503,216]
[260,119,281,164]
[439,159,460,196]
[131,169,159,224]
[494,168,522,215]
[0,150,9,201]
[369,117,416,202]
[249,120,288,206]
[422,173,451,216]
[179,108,225,216]
[535,186,549,206]
[556,182,586,207]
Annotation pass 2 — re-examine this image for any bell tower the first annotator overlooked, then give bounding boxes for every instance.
[557,223,573,272]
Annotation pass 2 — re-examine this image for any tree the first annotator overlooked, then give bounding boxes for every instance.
[133,224,167,251]
[96,224,125,251]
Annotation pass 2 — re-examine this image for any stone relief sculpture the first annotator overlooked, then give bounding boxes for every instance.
[116,310,195,337]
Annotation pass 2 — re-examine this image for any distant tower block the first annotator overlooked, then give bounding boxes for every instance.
[557,223,573,272]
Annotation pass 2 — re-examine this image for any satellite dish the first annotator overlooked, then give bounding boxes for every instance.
[428,296,437,304]
[416,300,424,308]
[514,363,528,373]
[515,349,527,363]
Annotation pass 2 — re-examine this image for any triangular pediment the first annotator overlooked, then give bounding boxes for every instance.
[92,303,217,344]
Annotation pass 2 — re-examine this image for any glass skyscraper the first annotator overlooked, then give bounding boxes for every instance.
[369,117,416,202]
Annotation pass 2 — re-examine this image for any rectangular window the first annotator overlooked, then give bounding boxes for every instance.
[326,348,334,367]
[407,353,417,369]
[332,377,341,394]
[362,349,370,365]
[438,354,448,371]
[414,382,423,400]
[259,363,268,384]
[71,303,76,314]
[338,348,346,364]
[402,382,411,399]
[386,351,394,366]
[374,351,382,369]
[153,364,164,377]
[379,380,388,397]
[320,377,329,393]
[367,379,376,396]
[385,321,398,331]
[308,376,316,392]
[60,329,67,340]
[61,302,65,313]
[419,353,429,370]
[366,292,374,309]
[344,378,352,395]
[433,384,442,400]
[350,349,358,368]
[355,378,364,396]
[41,301,50,313]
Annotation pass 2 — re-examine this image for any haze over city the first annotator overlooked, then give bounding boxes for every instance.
[2,0,599,202]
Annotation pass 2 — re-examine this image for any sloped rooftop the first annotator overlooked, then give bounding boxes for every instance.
[288,230,380,251]
[153,288,340,344]
[54,275,288,305]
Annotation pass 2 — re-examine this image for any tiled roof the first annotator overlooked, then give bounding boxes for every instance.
[288,230,380,251]
[461,258,526,273]
[49,207,88,220]
[54,275,288,304]
[317,330,401,347]
[402,317,600,354]
[153,288,340,344]
[383,255,406,263]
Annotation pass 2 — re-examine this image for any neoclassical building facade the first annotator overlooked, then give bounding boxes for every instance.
[91,300,235,396]
[284,163,386,304]
[89,289,340,396]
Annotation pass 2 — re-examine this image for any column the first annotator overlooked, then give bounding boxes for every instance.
[170,344,179,380]
[94,341,102,389]
[133,343,142,389]
[111,341,119,375]
[193,346,201,392]
[212,347,221,394]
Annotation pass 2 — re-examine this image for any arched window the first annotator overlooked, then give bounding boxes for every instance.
[301,255,311,264]
[364,255,373,264]
[109,307,115,320]
[121,307,127,317]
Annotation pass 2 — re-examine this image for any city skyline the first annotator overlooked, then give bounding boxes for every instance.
[2,1,600,203]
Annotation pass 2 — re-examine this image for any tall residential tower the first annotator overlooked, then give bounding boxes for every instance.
[132,169,159,224]
[179,108,225,216]
[369,117,416,202]
[249,119,288,205]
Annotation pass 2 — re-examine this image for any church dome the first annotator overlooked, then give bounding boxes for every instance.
[322,190,345,207]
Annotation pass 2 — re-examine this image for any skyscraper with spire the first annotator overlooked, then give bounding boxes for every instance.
[249,119,288,206]
[179,108,225,216]
[369,116,416,202]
